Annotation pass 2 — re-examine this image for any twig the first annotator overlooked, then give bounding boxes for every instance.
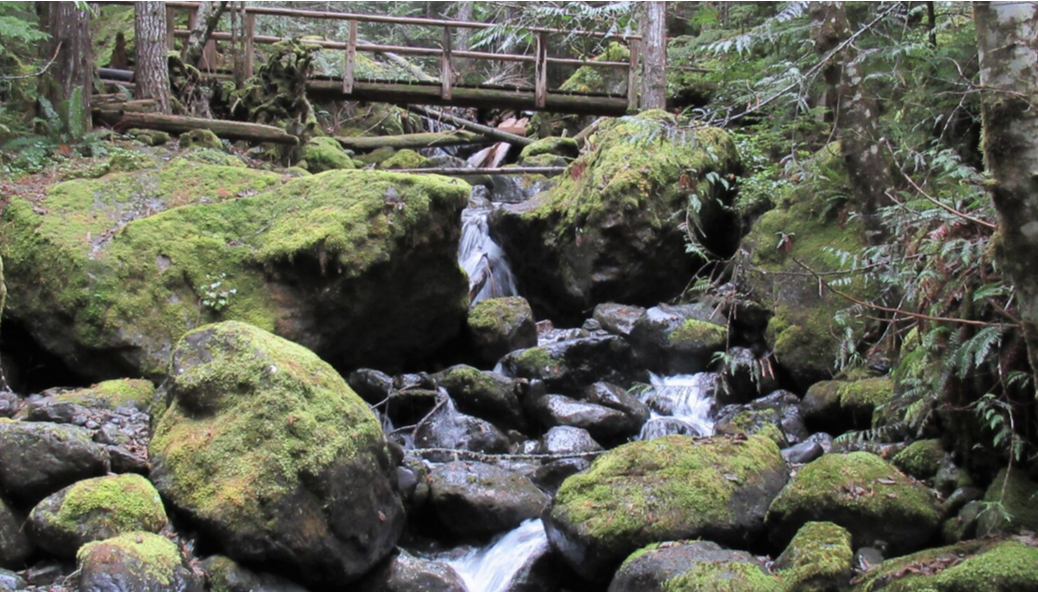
[0,41,62,80]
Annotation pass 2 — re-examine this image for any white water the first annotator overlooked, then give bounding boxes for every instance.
[638,372,717,439]
[440,519,548,592]
[459,206,518,304]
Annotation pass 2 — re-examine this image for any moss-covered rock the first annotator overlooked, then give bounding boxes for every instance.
[378,148,433,170]
[801,377,895,434]
[467,296,538,365]
[200,555,309,592]
[545,434,788,581]
[773,521,853,592]
[302,136,355,173]
[28,474,167,558]
[492,111,740,323]
[498,335,640,396]
[433,365,524,431]
[149,321,403,587]
[178,129,223,150]
[353,146,397,166]
[1,162,471,378]
[49,379,155,412]
[892,440,946,482]
[766,452,941,555]
[628,303,729,374]
[519,137,579,161]
[715,408,788,448]
[737,144,873,390]
[77,532,201,592]
[609,540,782,592]
[850,538,1038,592]
[977,468,1038,537]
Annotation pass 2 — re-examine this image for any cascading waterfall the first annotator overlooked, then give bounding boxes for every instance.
[438,519,549,592]
[637,371,718,439]
[459,202,518,304]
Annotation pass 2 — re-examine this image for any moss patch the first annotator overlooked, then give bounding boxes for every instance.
[664,561,782,592]
[519,137,578,160]
[669,318,728,348]
[468,297,532,332]
[378,149,432,170]
[53,379,155,411]
[775,521,853,592]
[978,468,1038,536]
[302,137,355,173]
[892,440,945,481]
[77,531,183,586]
[178,129,223,150]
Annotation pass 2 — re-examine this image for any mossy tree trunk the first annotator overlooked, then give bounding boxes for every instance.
[184,1,228,68]
[134,1,172,114]
[639,1,667,110]
[43,1,92,133]
[811,2,893,241]
[974,2,1038,392]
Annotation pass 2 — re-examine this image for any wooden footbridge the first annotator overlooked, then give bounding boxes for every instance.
[105,1,643,117]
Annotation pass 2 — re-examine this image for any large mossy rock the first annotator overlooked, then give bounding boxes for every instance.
[977,468,1038,536]
[766,452,941,555]
[850,538,1038,592]
[28,474,167,558]
[466,296,538,365]
[302,136,355,173]
[493,111,740,323]
[148,321,404,587]
[1,161,470,379]
[773,521,854,592]
[609,540,781,592]
[545,434,788,581]
[76,531,202,592]
[801,377,895,434]
[736,144,872,390]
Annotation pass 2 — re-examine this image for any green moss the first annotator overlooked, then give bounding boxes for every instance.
[514,347,554,375]
[77,532,182,586]
[892,440,945,481]
[202,555,238,592]
[53,378,155,411]
[302,137,354,173]
[839,377,894,414]
[468,297,531,332]
[553,435,783,550]
[664,561,782,592]
[179,148,245,168]
[149,321,385,530]
[716,409,785,448]
[353,146,396,166]
[378,149,432,170]
[851,540,1038,592]
[519,137,578,160]
[178,129,223,150]
[979,469,1038,535]
[40,474,166,540]
[668,319,728,347]
[775,521,853,592]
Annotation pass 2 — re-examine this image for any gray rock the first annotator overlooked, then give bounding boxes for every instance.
[781,440,824,465]
[628,304,728,375]
[348,368,394,406]
[534,395,632,442]
[77,532,203,592]
[200,555,311,592]
[531,458,591,494]
[468,297,538,365]
[428,462,548,539]
[0,421,108,504]
[592,303,645,337]
[434,365,525,432]
[498,335,640,396]
[580,382,650,431]
[415,403,510,458]
[540,426,602,456]
[608,541,777,592]
[0,497,31,570]
[357,550,466,592]
[0,568,25,591]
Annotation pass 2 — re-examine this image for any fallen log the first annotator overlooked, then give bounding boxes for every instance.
[336,130,491,151]
[407,105,533,147]
[389,166,565,176]
[93,110,299,145]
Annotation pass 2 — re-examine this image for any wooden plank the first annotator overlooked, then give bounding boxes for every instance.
[336,131,490,151]
[93,110,300,144]
[441,26,453,100]
[244,12,256,78]
[534,31,548,109]
[627,38,641,110]
[343,19,357,93]
[166,5,177,50]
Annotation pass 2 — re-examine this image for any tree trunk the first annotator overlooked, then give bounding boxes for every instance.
[454,2,474,77]
[974,2,1038,387]
[812,1,894,241]
[184,1,228,68]
[44,1,92,133]
[640,1,667,110]
[135,2,172,114]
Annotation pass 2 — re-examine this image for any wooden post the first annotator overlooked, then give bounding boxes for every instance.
[185,7,198,57]
[534,31,548,109]
[343,19,357,93]
[244,12,256,78]
[441,26,453,100]
[166,5,177,50]
[627,38,641,110]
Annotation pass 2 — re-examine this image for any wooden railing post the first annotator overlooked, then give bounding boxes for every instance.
[441,26,453,100]
[627,37,641,111]
[343,18,357,94]
[166,5,177,50]
[534,31,548,109]
[244,12,256,78]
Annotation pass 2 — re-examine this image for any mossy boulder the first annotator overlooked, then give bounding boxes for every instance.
[433,365,524,432]
[850,538,1038,592]
[737,144,873,390]
[1,161,471,379]
[49,379,155,412]
[519,137,578,161]
[467,296,538,365]
[301,136,355,173]
[773,521,853,592]
[178,129,223,150]
[148,322,404,587]
[492,111,740,323]
[766,452,941,555]
[977,468,1038,537]
[801,377,895,434]
[545,434,788,581]
[378,149,432,170]
[76,532,202,592]
[498,335,640,396]
[892,440,946,482]
[627,303,729,374]
[27,474,167,558]
[609,540,782,592]
[0,496,32,569]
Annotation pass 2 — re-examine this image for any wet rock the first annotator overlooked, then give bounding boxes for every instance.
[891,439,946,482]
[580,382,650,429]
[0,393,22,420]
[77,532,203,592]
[718,347,779,404]
[628,304,728,375]
[592,303,645,338]
[546,435,789,581]
[540,426,602,456]
[397,456,430,511]
[200,555,311,592]
[348,368,394,406]
[534,395,632,442]
[414,403,510,457]
[805,432,834,454]
[715,407,789,448]
[498,335,640,396]
[0,568,24,591]
[766,452,941,555]
[608,541,780,592]
[772,521,853,592]
[28,474,167,558]
[466,297,538,365]
[428,461,548,539]
[801,378,895,434]
[531,458,592,494]
[434,365,525,432]
[781,440,824,465]
[0,497,31,569]
[149,322,404,587]
[357,549,466,592]
[0,420,108,504]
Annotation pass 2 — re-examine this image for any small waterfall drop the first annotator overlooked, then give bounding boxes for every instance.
[459,195,518,304]
[638,372,718,439]
[439,519,549,592]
